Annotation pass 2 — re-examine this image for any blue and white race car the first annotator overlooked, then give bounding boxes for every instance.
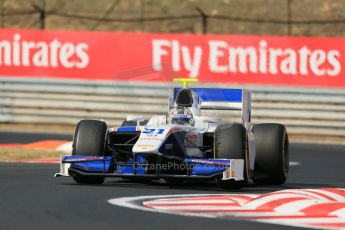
[55,78,289,188]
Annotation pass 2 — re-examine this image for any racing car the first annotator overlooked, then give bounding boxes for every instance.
[55,78,289,188]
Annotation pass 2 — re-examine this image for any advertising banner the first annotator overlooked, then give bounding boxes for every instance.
[0,28,344,88]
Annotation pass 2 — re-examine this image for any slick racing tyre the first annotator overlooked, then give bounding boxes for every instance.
[72,174,105,185]
[252,123,289,185]
[214,123,249,189]
[71,119,107,184]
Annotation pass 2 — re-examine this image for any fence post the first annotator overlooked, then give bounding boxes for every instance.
[140,0,145,31]
[39,0,46,30]
[195,7,207,34]
[0,0,4,28]
[287,0,292,36]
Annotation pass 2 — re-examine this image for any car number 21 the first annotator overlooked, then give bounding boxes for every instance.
[142,128,165,134]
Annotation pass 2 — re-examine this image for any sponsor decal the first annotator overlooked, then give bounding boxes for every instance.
[139,137,162,141]
[152,39,340,78]
[0,33,89,69]
[185,133,198,147]
[1,29,345,87]
[136,144,155,149]
[186,133,198,142]
[190,159,230,166]
[63,156,104,162]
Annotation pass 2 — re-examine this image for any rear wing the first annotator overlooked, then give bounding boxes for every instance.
[170,87,251,123]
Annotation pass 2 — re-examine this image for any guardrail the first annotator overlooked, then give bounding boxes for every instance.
[1,77,345,139]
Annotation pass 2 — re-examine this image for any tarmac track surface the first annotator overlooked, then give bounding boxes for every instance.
[0,131,345,230]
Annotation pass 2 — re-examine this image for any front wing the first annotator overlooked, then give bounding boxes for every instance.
[55,155,245,182]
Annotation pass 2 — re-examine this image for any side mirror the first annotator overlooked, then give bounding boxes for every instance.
[126,115,145,126]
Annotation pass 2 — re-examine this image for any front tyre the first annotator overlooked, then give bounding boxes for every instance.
[253,123,289,185]
[71,119,107,184]
[72,174,105,185]
[214,123,249,189]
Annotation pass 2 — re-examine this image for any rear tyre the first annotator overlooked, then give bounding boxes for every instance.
[71,119,107,184]
[214,123,249,189]
[252,123,289,185]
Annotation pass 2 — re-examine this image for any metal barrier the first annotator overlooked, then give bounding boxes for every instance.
[1,77,345,138]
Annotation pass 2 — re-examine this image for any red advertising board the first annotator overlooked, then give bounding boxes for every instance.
[0,28,345,88]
